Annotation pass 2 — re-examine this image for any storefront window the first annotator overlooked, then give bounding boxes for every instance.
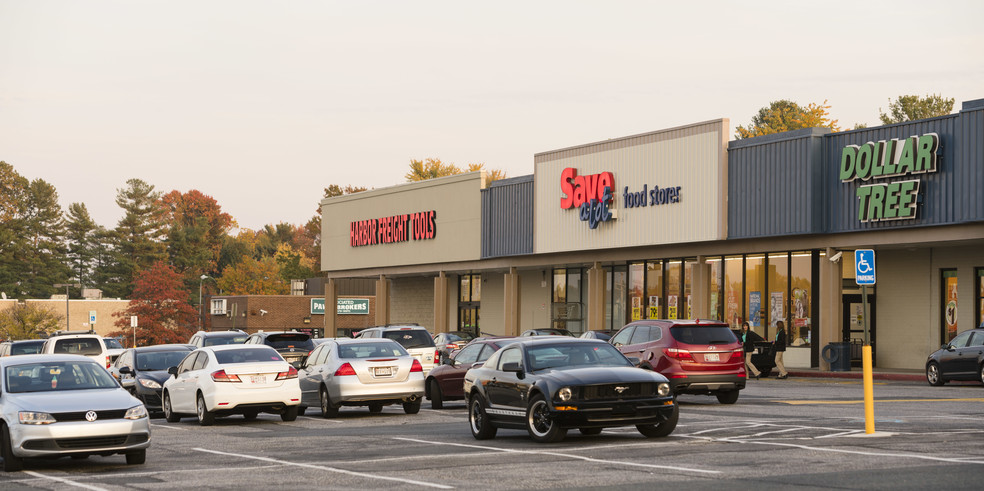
[460,275,471,302]
[665,261,682,320]
[629,262,645,321]
[553,269,567,302]
[768,253,788,328]
[724,256,743,328]
[609,266,627,329]
[708,257,723,321]
[745,255,765,336]
[684,259,696,319]
[458,274,481,334]
[942,269,959,342]
[646,261,663,318]
[790,252,813,347]
[552,269,583,332]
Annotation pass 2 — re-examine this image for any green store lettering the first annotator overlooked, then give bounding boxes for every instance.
[839,133,939,222]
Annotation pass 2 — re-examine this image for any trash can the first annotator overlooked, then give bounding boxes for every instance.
[822,342,851,372]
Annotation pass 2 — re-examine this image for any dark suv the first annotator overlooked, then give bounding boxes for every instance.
[611,319,745,404]
[245,331,316,368]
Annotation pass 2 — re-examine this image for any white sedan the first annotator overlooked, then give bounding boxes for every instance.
[161,345,301,425]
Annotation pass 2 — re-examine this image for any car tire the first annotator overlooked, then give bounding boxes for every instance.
[716,390,740,404]
[468,394,497,440]
[125,449,146,465]
[196,393,215,426]
[578,427,602,436]
[926,362,945,386]
[429,379,444,410]
[980,364,984,385]
[243,410,259,421]
[637,402,679,438]
[1,423,24,472]
[281,406,299,422]
[297,406,306,416]
[526,394,567,443]
[163,392,181,423]
[320,387,340,418]
[403,399,422,414]
[368,403,384,414]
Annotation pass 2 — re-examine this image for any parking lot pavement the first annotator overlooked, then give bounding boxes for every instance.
[2,377,983,490]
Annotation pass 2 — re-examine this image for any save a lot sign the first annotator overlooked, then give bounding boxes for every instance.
[839,132,939,222]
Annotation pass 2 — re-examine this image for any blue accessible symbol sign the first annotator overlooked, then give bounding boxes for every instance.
[855,249,876,285]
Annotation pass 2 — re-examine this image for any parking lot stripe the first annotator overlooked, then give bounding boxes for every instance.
[683,436,984,464]
[23,471,108,491]
[192,447,454,489]
[777,397,984,405]
[393,437,721,475]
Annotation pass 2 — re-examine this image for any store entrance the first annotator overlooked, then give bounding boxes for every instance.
[458,303,480,336]
[842,292,876,367]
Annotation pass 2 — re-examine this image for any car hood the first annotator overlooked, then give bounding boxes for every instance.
[137,370,170,384]
[535,366,669,385]
[7,388,140,412]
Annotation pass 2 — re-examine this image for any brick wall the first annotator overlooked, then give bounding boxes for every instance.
[208,295,375,337]
[0,299,130,337]
[391,277,435,331]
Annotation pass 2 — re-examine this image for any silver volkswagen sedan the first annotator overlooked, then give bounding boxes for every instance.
[298,338,425,417]
[0,354,150,471]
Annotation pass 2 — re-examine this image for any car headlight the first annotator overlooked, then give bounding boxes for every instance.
[557,387,573,402]
[124,405,149,420]
[657,383,671,397]
[19,411,56,425]
[138,378,161,389]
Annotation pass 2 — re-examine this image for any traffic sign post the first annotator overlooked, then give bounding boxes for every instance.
[89,310,97,333]
[854,249,876,435]
[131,316,138,348]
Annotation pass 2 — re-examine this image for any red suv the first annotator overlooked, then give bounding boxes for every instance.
[610,319,745,404]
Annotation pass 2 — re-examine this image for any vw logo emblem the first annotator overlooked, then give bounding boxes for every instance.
[85,411,98,422]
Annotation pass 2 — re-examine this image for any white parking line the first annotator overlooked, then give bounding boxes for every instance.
[393,437,721,475]
[23,471,108,491]
[192,447,454,489]
[682,436,984,464]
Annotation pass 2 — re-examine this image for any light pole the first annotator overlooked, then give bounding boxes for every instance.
[199,275,210,330]
[53,283,81,331]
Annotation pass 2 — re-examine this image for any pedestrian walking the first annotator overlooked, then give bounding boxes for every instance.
[740,321,762,379]
[774,320,788,379]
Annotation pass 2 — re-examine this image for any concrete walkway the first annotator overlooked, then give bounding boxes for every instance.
[783,367,926,382]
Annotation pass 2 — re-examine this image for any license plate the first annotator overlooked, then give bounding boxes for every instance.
[704,353,720,362]
[374,367,393,376]
[249,375,266,384]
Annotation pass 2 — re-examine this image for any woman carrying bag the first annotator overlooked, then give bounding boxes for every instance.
[773,321,788,379]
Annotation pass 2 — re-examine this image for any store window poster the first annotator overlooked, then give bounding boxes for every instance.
[668,295,678,320]
[770,292,784,326]
[749,291,761,327]
[649,296,660,319]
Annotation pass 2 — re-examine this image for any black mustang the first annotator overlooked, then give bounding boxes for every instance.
[463,338,678,443]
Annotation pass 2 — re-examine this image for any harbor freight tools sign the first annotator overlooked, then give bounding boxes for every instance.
[350,210,436,247]
[839,133,939,222]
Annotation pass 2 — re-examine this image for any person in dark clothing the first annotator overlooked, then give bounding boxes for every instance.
[740,321,762,379]
[773,320,788,379]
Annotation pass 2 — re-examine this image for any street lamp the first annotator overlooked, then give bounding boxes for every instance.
[199,275,211,330]
[53,283,81,332]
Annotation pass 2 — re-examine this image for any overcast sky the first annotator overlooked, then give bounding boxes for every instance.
[2,0,982,231]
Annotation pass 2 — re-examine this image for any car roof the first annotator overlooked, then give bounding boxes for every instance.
[132,344,196,352]
[624,319,729,327]
[0,353,98,367]
[331,338,401,345]
[203,344,279,353]
[513,337,609,347]
[362,325,425,331]
[250,331,312,337]
[197,330,246,337]
[7,339,46,345]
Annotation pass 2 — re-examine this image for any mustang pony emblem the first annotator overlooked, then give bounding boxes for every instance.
[614,386,629,394]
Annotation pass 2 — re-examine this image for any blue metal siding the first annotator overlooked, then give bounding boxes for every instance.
[481,175,534,258]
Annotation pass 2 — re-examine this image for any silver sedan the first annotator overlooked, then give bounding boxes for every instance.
[0,354,150,472]
[298,338,425,417]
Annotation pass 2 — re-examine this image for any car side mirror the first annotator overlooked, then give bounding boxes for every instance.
[626,356,641,367]
[118,366,132,375]
[501,361,525,379]
[121,377,136,388]
[942,344,953,351]
[167,366,178,377]
[444,357,455,366]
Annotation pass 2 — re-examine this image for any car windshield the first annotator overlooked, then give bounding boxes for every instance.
[53,338,102,355]
[263,334,315,350]
[136,350,193,371]
[214,347,284,364]
[338,342,409,359]
[381,330,435,349]
[11,341,44,355]
[104,338,124,349]
[669,326,737,345]
[446,332,475,342]
[203,335,248,346]
[527,343,631,371]
[532,329,574,336]
[5,361,119,393]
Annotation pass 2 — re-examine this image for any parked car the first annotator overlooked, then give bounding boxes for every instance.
[0,354,150,471]
[40,332,112,369]
[579,330,617,341]
[357,325,438,375]
[103,337,126,365]
[0,339,45,357]
[463,338,677,443]
[926,327,984,386]
[433,331,477,364]
[298,338,425,416]
[188,330,249,348]
[520,328,576,337]
[161,345,301,425]
[111,344,196,413]
[612,320,745,404]
[245,331,316,368]
[426,337,520,409]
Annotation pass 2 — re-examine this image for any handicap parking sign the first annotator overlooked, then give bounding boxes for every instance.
[855,249,876,285]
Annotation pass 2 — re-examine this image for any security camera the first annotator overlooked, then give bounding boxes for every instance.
[259,309,268,315]
[829,251,842,263]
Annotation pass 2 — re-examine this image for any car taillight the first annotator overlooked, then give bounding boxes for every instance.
[446,344,456,349]
[106,358,111,369]
[334,363,357,376]
[276,366,298,380]
[664,348,695,361]
[434,349,440,361]
[729,349,744,361]
[410,359,423,373]
[211,369,242,383]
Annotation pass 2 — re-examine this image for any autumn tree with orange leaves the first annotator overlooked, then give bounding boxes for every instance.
[109,261,198,347]
[735,100,841,139]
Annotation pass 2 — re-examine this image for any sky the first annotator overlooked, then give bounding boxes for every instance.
[2,0,982,231]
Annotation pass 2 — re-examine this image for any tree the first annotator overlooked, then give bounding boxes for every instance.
[323,184,368,198]
[0,302,62,339]
[0,162,29,298]
[735,100,841,139]
[405,158,507,182]
[108,261,198,347]
[113,179,167,297]
[20,178,71,298]
[274,243,317,282]
[159,189,234,300]
[65,202,98,288]
[216,257,288,295]
[879,94,955,124]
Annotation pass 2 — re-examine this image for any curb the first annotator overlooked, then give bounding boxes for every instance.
[786,370,924,382]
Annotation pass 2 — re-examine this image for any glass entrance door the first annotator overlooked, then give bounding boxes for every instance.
[842,293,876,367]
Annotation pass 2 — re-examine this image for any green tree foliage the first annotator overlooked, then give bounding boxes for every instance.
[0,162,30,298]
[879,94,955,124]
[108,261,198,347]
[65,203,97,288]
[159,189,234,301]
[735,100,841,139]
[111,179,167,297]
[216,256,288,295]
[20,178,71,298]
[405,158,507,183]
[274,243,317,282]
[0,302,63,339]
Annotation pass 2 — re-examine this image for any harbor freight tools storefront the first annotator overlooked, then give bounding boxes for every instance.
[320,98,984,371]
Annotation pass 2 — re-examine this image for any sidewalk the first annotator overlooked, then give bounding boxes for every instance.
[785,367,925,382]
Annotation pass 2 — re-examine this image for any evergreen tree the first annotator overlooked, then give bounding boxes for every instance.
[113,179,167,297]
[21,179,71,298]
[65,202,97,289]
[0,162,29,299]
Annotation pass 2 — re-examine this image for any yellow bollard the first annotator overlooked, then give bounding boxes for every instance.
[862,345,875,434]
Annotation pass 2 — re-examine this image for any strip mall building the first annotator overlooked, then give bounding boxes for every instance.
[321,98,984,370]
